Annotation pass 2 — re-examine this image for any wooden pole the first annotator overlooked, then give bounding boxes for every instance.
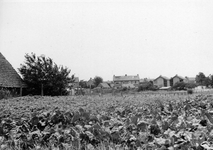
[90,84,91,95]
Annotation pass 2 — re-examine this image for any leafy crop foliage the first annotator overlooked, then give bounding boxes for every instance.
[1,94,213,149]
[19,53,73,96]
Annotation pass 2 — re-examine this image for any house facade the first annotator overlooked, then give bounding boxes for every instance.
[153,75,170,87]
[113,74,140,88]
[170,75,184,86]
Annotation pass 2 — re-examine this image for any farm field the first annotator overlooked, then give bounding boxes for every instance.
[1,93,213,149]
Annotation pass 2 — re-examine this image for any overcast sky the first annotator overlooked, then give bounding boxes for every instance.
[1,0,213,81]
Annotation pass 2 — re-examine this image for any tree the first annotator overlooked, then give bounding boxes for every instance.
[185,82,197,89]
[209,74,213,87]
[79,80,87,88]
[196,72,206,86]
[195,72,213,87]
[93,76,103,87]
[19,53,72,96]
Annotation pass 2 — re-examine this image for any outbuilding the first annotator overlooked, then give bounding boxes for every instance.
[0,52,26,96]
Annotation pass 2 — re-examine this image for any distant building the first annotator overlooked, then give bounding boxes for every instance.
[153,75,170,87]
[184,76,196,84]
[113,74,140,88]
[68,77,79,88]
[139,78,154,85]
[170,75,184,86]
[87,78,95,88]
[98,82,111,89]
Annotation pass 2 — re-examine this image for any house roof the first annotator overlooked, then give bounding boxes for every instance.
[87,78,94,86]
[98,82,110,88]
[172,74,184,80]
[154,75,169,81]
[0,52,25,88]
[113,74,140,81]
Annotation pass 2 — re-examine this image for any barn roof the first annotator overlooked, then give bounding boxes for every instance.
[171,74,184,80]
[0,52,25,88]
[154,75,170,81]
[98,82,111,88]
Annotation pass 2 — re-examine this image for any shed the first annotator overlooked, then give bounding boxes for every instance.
[0,52,26,95]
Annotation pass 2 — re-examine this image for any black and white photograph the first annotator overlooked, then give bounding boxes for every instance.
[1,0,213,149]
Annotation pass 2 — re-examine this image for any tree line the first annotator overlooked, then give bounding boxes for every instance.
[19,53,212,95]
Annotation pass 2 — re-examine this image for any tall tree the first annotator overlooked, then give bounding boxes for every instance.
[19,53,72,96]
[93,76,103,87]
[79,80,87,88]
[196,72,206,86]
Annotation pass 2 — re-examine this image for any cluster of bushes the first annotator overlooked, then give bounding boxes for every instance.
[172,82,197,91]
[137,82,158,92]
[172,82,197,94]
[0,89,12,100]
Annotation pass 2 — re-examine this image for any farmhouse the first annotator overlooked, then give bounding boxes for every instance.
[170,74,184,86]
[113,74,140,88]
[153,75,170,87]
[0,52,26,95]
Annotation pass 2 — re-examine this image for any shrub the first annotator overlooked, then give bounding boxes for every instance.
[0,89,12,100]
[187,89,193,94]
[138,82,158,92]
[172,82,186,91]
[122,87,128,91]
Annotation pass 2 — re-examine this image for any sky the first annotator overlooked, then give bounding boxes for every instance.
[1,0,213,81]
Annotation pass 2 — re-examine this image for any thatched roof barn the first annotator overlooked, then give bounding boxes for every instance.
[0,52,25,95]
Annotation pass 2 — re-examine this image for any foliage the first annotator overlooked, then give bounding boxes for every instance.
[93,76,103,87]
[173,82,198,91]
[196,72,206,85]
[1,94,213,149]
[195,72,213,87]
[0,89,11,100]
[79,80,88,88]
[122,86,128,91]
[187,89,193,94]
[19,53,73,96]
[185,82,197,89]
[172,82,186,90]
[138,81,158,91]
